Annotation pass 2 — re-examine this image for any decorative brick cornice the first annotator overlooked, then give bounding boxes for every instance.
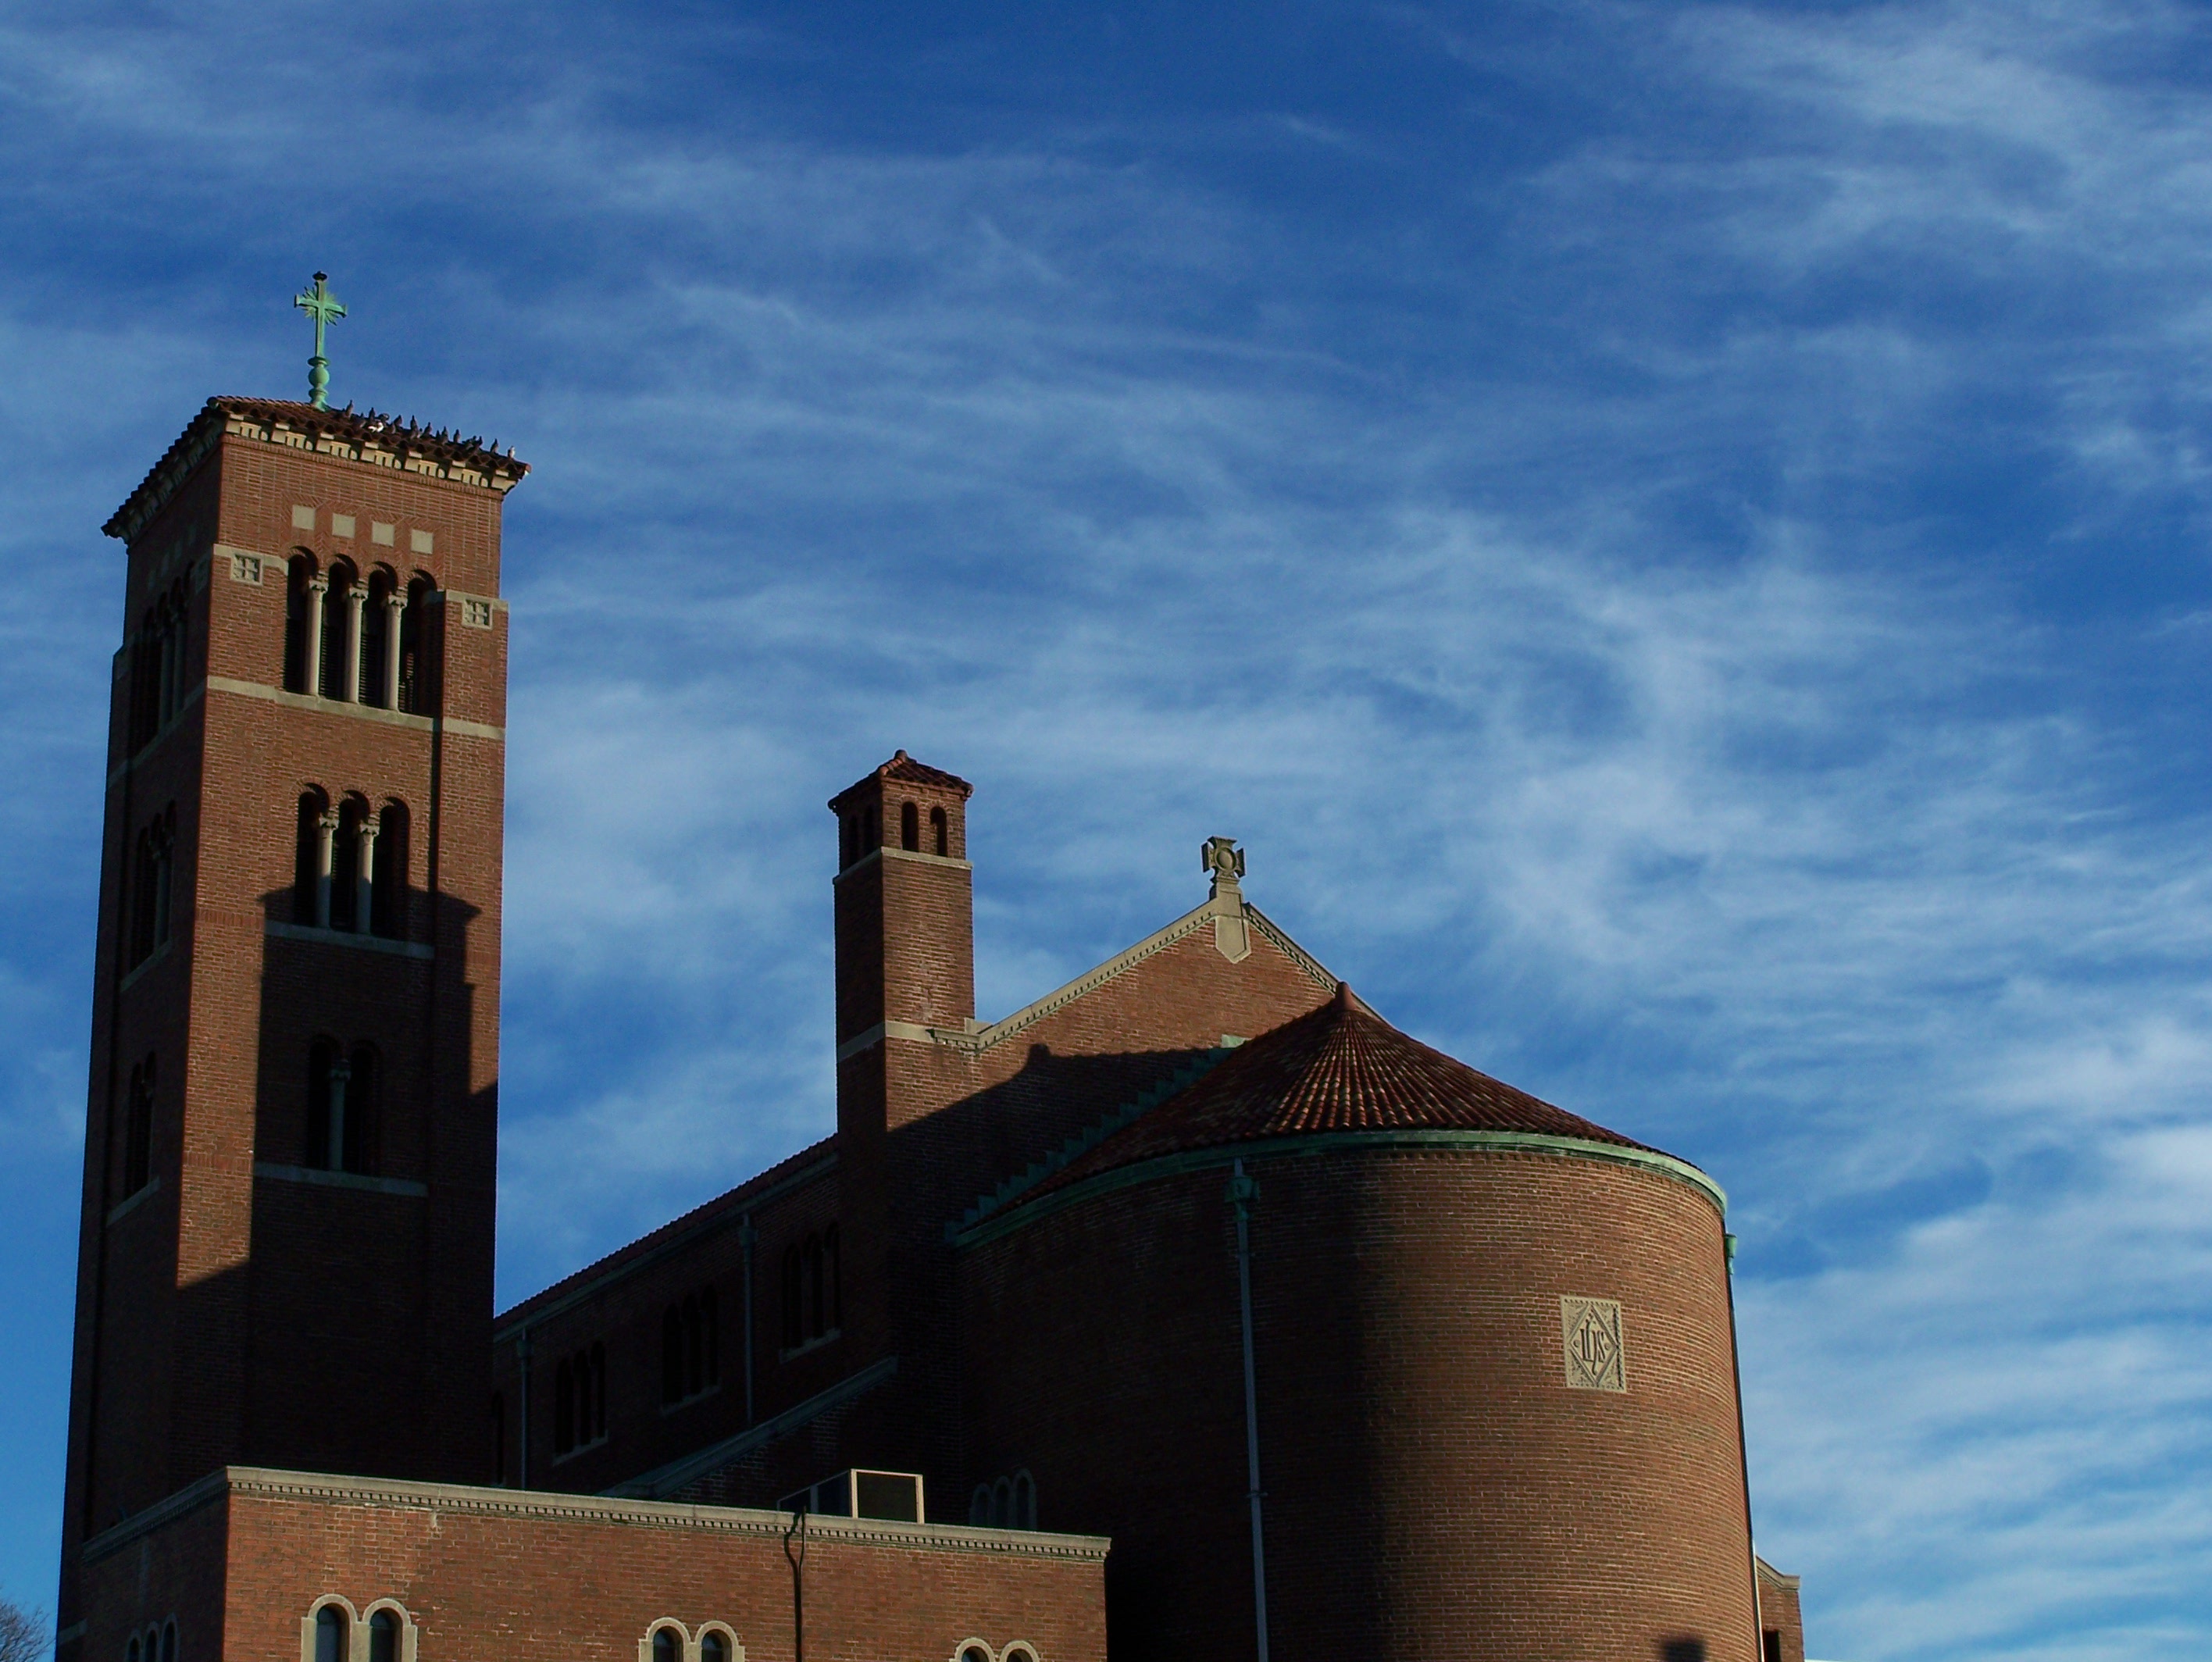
[85,1464,1108,1565]
[106,398,529,544]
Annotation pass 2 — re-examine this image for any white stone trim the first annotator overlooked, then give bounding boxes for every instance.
[693,1621,744,1662]
[264,921,435,961]
[205,676,504,741]
[255,1163,428,1198]
[832,845,974,880]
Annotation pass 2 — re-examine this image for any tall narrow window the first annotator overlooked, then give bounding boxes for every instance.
[371,801,409,939]
[781,1244,802,1350]
[342,1043,376,1174]
[285,557,315,692]
[700,1633,729,1662]
[662,1304,683,1406]
[330,799,363,933]
[804,1233,824,1339]
[306,1039,344,1171]
[123,1057,155,1196]
[313,1608,346,1662]
[397,576,433,714]
[492,1391,506,1484]
[294,790,329,926]
[1012,1470,1035,1529]
[554,1357,574,1457]
[359,572,394,705]
[590,1340,607,1442]
[931,806,947,856]
[700,1285,719,1387]
[161,1620,177,1662]
[152,808,176,950]
[127,1634,141,1662]
[651,1630,680,1662]
[129,828,158,966]
[319,565,353,700]
[367,1612,398,1662]
[823,1223,841,1331]
[901,801,919,851]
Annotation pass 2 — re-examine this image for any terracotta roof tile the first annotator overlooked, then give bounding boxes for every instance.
[828,749,974,808]
[1015,983,1651,1207]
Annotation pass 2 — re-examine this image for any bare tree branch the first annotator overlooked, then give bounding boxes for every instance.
[0,1594,50,1662]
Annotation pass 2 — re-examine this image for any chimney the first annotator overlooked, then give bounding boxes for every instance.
[828,751,975,1049]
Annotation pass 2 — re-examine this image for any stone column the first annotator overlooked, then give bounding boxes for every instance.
[315,808,338,929]
[355,817,380,936]
[303,573,329,697]
[326,1059,351,1172]
[342,581,366,704]
[381,592,405,710]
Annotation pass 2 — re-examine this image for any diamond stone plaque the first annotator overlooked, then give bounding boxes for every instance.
[1561,1296,1625,1392]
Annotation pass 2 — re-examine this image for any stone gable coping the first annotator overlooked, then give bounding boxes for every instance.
[840,896,1335,1065]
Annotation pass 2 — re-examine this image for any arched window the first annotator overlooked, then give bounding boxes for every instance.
[306,1038,348,1171]
[126,1633,140,1662]
[699,1632,729,1662]
[161,1620,177,1662]
[959,1647,990,1662]
[367,1612,398,1662]
[371,801,409,939]
[123,1057,155,1195]
[155,808,176,950]
[969,1485,990,1526]
[662,1304,684,1406]
[360,570,395,706]
[1002,1648,1036,1662]
[651,1628,681,1662]
[314,1607,347,1662]
[285,555,316,693]
[1012,1471,1035,1529]
[991,1476,1011,1528]
[554,1357,575,1457]
[330,798,365,933]
[397,576,433,715]
[931,806,948,856]
[901,801,919,851]
[294,789,330,927]
[319,563,354,701]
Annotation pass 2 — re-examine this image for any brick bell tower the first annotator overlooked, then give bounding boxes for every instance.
[56,321,526,1646]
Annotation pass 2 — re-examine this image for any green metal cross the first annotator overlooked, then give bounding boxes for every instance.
[293,272,346,409]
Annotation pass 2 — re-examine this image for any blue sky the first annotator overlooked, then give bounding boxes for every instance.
[5,2,2212,1657]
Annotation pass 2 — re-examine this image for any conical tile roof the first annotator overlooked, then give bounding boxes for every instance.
[1015,983,1652,1210]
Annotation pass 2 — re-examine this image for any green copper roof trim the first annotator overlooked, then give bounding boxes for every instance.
[949,1129,1726,1250]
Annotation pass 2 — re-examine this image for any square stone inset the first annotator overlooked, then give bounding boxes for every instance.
[290,505,316,530]
[371,522,395,546]
[227,551,265,585]
[461,597,494,629]
[1561,1296,1625,1392]
[331,514,355,539]
[410,529,434,555]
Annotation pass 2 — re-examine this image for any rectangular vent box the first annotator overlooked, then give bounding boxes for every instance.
[776,1468,925,1522]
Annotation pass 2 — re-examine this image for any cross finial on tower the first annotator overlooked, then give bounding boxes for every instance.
[293,272,346,410]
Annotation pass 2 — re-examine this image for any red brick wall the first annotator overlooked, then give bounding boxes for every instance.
[77,1472,1106,1662]
[1757,1560,1805,1662]
[961,1145,1760,1662]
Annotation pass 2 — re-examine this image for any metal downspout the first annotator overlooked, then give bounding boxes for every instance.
[1229,1158,1270,1662]
[740,1214,757,1424]
[1725,1231,1764,1657]
[516,1325,533,1489]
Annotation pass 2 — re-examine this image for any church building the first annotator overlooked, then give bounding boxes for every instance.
[55,360,1808,1662]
